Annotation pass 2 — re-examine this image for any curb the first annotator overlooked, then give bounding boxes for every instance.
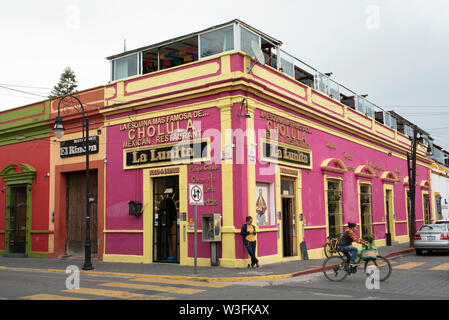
[0,249,414,283]
[290,248,415,279]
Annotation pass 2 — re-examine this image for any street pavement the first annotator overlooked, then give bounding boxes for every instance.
[0,242,414,282]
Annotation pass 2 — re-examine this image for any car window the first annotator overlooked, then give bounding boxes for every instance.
[419,225,446,232]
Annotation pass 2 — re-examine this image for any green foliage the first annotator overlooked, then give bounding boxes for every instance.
[48,67,78,99]
[362,235,374,243]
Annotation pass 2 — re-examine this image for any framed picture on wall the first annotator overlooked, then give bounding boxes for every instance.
[255,182,274,226]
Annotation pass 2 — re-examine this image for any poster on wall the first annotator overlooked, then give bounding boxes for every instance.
[255,183,273,226]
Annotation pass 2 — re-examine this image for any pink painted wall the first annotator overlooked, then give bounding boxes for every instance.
[106,106,222,257]
[253,108,431,253]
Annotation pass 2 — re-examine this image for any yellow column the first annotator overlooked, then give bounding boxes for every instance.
[247,104,257,223]
[219,103,236,267]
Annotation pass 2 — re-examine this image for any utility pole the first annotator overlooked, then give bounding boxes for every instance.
[407,125,418,248]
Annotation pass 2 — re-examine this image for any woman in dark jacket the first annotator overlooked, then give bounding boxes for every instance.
[240,216,259,268]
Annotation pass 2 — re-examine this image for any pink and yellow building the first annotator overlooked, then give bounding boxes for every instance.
[0,20,434,266]
[99,20,433,267]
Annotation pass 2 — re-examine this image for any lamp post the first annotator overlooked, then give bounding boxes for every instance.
[53,94,94,270]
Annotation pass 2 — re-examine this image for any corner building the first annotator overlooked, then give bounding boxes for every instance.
[100,20,432,267]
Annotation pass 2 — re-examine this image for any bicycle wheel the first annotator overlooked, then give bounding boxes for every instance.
[324,242,332,258]
[323,256,348,281]
[364,255,392,281]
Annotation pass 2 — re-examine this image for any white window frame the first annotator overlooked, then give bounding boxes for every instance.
[111,51,141,81]
[198,23,236,61]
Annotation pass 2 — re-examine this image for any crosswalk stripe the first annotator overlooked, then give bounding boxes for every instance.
[430,263,449,271]
[99,282,206,295]
[129,277,230,288]
[63,288,174,300]
[394,262,425,269]
[22,294,89,300]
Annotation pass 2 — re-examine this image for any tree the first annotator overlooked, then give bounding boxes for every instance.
[48,67,78,98]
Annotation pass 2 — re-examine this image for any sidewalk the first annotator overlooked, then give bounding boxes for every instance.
[0,243,414,282]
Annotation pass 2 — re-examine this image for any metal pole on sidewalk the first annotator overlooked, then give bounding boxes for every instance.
[194,204,197,275]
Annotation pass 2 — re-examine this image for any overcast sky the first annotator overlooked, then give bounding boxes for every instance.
[1,0,448,151]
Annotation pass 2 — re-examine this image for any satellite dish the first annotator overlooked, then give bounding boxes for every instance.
[251,40,265,65]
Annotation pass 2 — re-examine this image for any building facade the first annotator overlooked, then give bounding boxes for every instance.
[100,48,432,267]
[0,20,436,266]
[0,101,51,257]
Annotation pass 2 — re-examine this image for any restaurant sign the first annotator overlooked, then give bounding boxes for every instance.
[124,139,210,169]
[60,136,99,158]
[260,138,312,169]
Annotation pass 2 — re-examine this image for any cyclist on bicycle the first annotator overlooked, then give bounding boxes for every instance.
[337,222,370,266]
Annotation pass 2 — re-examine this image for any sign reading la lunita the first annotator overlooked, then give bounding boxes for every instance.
[124,139,210,169]
[261,138,312,168]
[60,136,99,158]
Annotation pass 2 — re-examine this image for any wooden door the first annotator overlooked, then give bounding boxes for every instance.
[65,170,98,257]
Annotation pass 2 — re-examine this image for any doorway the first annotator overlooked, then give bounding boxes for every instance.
[423,193,431,224]
[281,178,297,257]
[65,170,98,257]
[385,188,394,245]
[7,186,27,254]
[153,175,180,263]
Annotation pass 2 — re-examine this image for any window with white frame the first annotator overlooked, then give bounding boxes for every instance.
[111,53,139,81]
[240,26,260,59]
[200,25,234,58]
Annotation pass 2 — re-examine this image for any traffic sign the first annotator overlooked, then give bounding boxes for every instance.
[189,184,204,206]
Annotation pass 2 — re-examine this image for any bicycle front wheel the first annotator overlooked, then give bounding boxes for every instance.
[323,256,348,282]
[364,255,392,281]
[324,242,332,258]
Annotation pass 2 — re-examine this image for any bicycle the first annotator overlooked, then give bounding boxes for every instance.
[322,244,392,282]
[323,235,342,258]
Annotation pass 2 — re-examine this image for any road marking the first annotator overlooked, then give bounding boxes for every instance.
[312,292,353,298]
[430,263,449,271]
[99,282,206,294]
[130,277,230,288]
[393,262,425,269]
[22,294,89,300]
[63,288,174,300]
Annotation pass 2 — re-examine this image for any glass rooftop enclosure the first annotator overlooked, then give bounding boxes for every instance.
[106,19,408,137]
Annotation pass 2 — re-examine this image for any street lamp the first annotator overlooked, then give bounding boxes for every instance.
[53,94,94,270]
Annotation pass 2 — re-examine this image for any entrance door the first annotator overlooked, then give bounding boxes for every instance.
[7,186,27,254]
[423,194,431,224]
[385,189,394,244]
[65,170,98,257]
[281,178,297,257]
[153,175,179,263]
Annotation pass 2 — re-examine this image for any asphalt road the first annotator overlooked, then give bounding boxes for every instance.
[0,252,447,302]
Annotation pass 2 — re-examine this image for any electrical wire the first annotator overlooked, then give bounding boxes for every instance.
[0,85,48,98]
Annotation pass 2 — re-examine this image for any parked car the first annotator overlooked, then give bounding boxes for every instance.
[435,220,449,226]
[414,224,449,255]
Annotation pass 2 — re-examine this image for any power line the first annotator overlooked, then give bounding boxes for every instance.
[0,83,52,90]
[0,85,47,98]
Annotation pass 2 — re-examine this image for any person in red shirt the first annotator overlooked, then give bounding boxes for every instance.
[337,222,370,266]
